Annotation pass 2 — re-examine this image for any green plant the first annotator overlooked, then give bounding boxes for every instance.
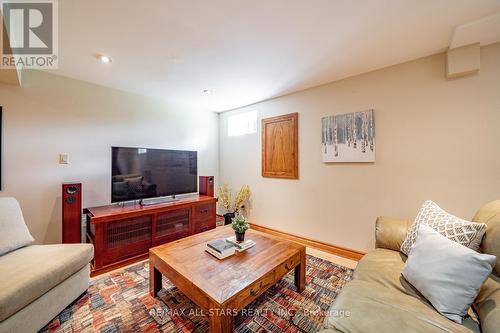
[231,215,249,234]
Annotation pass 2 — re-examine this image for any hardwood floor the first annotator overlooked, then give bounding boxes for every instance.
[306,247,358,269]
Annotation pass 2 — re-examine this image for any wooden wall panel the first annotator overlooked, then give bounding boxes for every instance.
[262,113,298,179]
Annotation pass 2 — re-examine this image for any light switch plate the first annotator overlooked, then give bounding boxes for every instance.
[59,154,68,164]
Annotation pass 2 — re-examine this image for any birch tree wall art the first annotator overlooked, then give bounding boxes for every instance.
[321,110,375,162]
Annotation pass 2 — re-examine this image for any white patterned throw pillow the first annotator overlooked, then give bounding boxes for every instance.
[400,200,486,256]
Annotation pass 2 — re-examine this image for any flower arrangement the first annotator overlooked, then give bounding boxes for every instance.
[217,184,250,214]
[217,184,232,212]
[217,184,251,226]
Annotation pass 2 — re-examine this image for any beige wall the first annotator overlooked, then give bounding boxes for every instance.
[219,43,500,252]
[0,70,219,244]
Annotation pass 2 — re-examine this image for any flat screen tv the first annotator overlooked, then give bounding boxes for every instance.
[111,147,197,203]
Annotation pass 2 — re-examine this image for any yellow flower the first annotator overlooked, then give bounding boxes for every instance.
[216,184,251,213]
[233,185,250,212]
[217,184,232,211]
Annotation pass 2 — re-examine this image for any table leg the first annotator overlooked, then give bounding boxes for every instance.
[149,263,162,297]
[294,248,306,293]
[209,312,234,333]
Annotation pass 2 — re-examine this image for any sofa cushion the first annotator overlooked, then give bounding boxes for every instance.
[0,197,34,255]
[353,248,427,301]
[325,280,479,333]
[474,275,500,333]
[401,200,486,256]
[0,244,93,321]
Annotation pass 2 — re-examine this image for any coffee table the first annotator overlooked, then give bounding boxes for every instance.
[149,225,306,332]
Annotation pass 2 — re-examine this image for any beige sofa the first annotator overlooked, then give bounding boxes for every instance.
[0,198,94,333]
[322,200,500,333]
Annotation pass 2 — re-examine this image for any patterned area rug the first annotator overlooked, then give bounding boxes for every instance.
[40,255,353,333]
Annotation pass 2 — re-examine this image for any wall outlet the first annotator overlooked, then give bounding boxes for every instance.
[59,154,68,164]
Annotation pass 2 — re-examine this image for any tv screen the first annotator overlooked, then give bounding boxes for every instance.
[111,147,197,202]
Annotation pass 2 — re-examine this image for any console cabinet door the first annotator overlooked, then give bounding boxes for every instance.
[153,209,190,245]
[103,215,152,265]
[192,202,216,234]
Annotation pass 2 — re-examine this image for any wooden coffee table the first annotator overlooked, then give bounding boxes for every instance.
[149,225,306,332]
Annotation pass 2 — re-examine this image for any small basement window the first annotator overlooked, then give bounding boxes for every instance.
[227,111,257,136]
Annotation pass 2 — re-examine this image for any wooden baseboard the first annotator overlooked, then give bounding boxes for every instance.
[250,223,365,261]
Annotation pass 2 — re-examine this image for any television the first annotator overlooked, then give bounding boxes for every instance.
[111,147,197,203]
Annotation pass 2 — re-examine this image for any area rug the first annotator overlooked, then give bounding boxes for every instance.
[40,255,353,333]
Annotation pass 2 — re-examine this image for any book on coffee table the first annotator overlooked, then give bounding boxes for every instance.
[225,237,256,252]
[206,239,235,259]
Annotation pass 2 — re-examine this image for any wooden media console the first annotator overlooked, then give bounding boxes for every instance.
[85,195,216,275]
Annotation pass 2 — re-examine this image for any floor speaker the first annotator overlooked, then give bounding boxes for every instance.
[199,176,214,197]
[62,182,82,243]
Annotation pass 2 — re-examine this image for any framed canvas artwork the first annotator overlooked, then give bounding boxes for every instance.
[262,112,298,179]
[321,109,375,163]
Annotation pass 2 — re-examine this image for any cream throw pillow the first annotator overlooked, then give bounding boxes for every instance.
[0,197,34,255]
[400,200,486,256]
[402,225,496,323]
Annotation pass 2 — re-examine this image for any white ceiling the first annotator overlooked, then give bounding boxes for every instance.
[53,0,500,112]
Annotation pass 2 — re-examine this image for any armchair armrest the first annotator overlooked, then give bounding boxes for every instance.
[375,216,412,252]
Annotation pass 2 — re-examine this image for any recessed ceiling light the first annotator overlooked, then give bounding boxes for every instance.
[202,89,212,95]
[96,54,112,64]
